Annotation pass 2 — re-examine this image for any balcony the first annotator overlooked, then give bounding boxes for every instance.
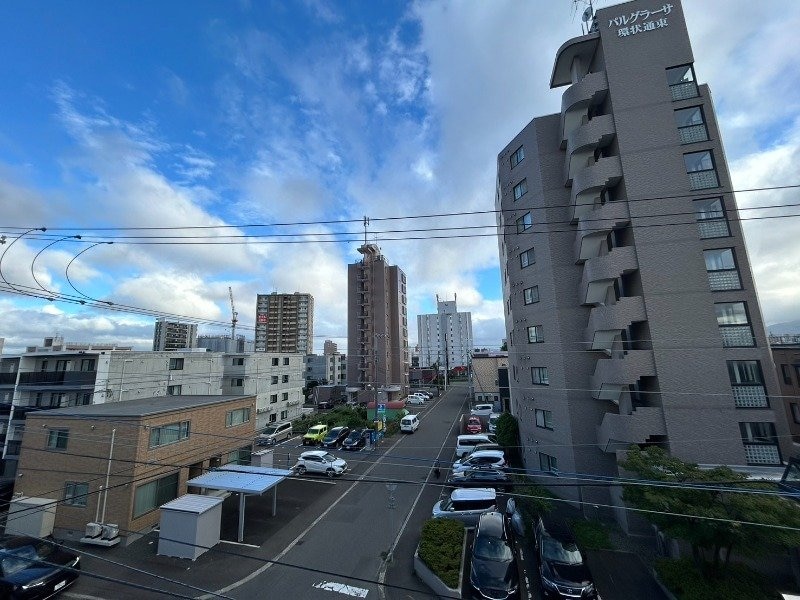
[590,350,656,403]
[596,407,667,452]
[579,246,638,305]
[574,200,630,263]
[17,371,97,388]
[585,296,647,352]
[743,444,781,465]
[0,373,17,385]
[570,156,622,221]
[732,385,768,408]
[565,114,616,185]
[560,70,608,144]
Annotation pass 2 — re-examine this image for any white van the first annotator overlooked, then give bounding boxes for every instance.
[488,413,502,434]
[400,414,420,433]
[456,433,497,458]
[431,488,497,526]
[257,421,293,445]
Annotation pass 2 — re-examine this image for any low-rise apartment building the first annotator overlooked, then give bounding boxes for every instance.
[471,352,510,410]
[772,343,800,444]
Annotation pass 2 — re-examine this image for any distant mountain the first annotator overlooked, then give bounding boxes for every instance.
[768,320,800,335]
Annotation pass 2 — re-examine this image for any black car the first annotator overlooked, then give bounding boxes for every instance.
[469,511,519,600]
[341,428,370,451]
[534,515,599,599]
[447,468,512,492]
[0,535,80,599]
[320,426,350,449]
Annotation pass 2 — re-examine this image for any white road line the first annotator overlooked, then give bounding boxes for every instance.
[312,580,370,598]
[220,539,260,549]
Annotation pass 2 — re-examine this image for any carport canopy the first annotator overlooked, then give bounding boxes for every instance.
[186,465,293,542]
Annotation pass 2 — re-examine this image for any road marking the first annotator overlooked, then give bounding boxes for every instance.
[220,539,260,548]
[312,581,370,598]
[65,594,110,600]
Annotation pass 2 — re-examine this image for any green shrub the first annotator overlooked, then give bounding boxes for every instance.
[568,519,614,550]
[655,558,781,600]
[418,519,465,589]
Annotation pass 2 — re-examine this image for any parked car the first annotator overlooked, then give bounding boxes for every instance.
[432,488,497,527]
[414,391,433,399]
[456,434,498,458]
[466,415,483,434]
[468,512,519,600]
[405,395,426,406]
[467,443,504,457]
[534,514,599,599]
[400,414,420,433]
[0,535,81,598]
[295,450,348,477]
[447,468,512,492]
[256,422,293,446]
[453,450,507,473]
[470,403,495,417]
[321,426,350,449]
[302,424,329,446]
[342,428,370,451]
[489,413,502,434]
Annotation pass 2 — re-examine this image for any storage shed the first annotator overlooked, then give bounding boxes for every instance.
[157,494,224,560]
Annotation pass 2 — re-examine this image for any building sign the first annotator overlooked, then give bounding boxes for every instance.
[257,314,268,323]
[608,4,672,38]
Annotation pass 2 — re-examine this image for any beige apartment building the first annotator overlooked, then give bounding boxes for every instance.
[254,293,314,354]
[471,351,509,409]
[13,395,255,543]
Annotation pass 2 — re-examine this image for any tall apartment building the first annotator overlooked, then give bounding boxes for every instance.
[347,243,409,398]
[153,319,198,351]
[254,292,314,354]
[496,0,788,513]
[323,340,338,355]
[197,334,254,353]
[417,296,473,370]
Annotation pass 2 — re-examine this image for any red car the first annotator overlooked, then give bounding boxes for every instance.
[466,416,483,434]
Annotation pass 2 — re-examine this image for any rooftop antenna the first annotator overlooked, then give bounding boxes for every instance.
[573,0,594,34]
[363,215,370,246]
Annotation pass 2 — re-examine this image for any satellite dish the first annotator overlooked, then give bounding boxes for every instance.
[582,6,593,22]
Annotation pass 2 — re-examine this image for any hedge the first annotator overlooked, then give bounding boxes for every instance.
[418,519,464,589]
[655,558,781,600]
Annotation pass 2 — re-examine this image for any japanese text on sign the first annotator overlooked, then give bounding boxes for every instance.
[608,4,672,38]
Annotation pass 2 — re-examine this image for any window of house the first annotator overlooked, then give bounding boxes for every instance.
[684,150,719,189]
[280,410,288,420]
[531,367,549,386]
[282,392,289,401]
[55,360,69,372]
[704,248,741,291]
[510,145,525,168]
[271,376,279,385]
[666,64,698,101]
[168,358,184,370]
[64,482,89,507]
[270,394,277,404]
[715,302,754,347]
[674,106,708,144]
[520,248,535,268]
[283,357,290,365]
[516,212,533,233]
[133,472,179,518]
[282,374,289,383]
[46,429,69,450]
[727,360,768,408]
[523,286,539,305]
[166,385,182,396]
[535,409,553,430]
[226,407,251,427]
[149,421,190,448]
[792,403,800,424]
[80,359,96,372]
[233,357,244,366]
[739,422,779,446]
[231,378,244,387]
[782,364,793,385]
[513,179,528,201]
[272,358,279,366]
[694,197,729,238]
[539,452,558,472]
[226,445,252,466]
[527,325,544,343]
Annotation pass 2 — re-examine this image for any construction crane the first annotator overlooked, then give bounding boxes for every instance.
[228,286,238,342]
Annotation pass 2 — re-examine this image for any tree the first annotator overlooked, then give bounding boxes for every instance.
[621,446,800,576]
[500,341,507,351]
[495,413,519,464]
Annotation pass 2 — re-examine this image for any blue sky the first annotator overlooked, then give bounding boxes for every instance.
[1,0,799,353]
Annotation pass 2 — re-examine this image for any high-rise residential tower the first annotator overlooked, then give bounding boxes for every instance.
[496,0,788,515]
[153,318,197,351]
[347,243,409,398]
[417,296,473,371]
[254,293,314,354]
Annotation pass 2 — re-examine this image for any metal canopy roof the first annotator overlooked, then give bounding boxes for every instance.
[161,494,224,514]
[186,466,290,495]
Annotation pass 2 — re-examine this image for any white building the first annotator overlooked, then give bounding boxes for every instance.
[417,296,473,370]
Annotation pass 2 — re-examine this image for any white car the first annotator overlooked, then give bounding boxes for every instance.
[406,395,426,405]
[470,403,495,417]
[414,391,433,399]
[452,450,507,473]
[295,451,348,477]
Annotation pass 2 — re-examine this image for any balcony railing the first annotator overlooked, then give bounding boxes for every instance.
[17,371,97,387]
[707,269,741,291]
[743,444,780,465]
[732,386,768,408]
[0,373,17,385]
[720,326,755,348]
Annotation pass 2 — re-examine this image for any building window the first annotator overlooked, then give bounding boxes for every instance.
[782,365,793,385]
[715,302,754,347]
[510,145,525,168]
[55,360,69,372]
[704,248,741,291]
[233,357,244,366]
[149,421,190,448]
[674,106,708,144]
[728,361,768,408]
[531,367,549,386]
[64,482,89,507]
[792,403,800,424]
[280,410,288,420]
[226,407,251,427]
[523,286,539,305]
[226,445,252,466]
[80,358,96,372]
[513,179,528,201]
[283,357,290,366]
[271,376,279,385]
[666,64,698,101]
[535,409,553,430]
[272,358,279,366]
[539,452,558,472]
[166,385,182,396]
[169,358,184,370]
[684,150,719,189]
[527,325,544,343]
[133,472,179,518]
[516,212,533,233]
[46,429,69,450]
[282,392,289,401]
[282,374,289,383]
[231,378,244,387]
[694,197,729,238]
[270,394,278,404]
[739,422,780,465]
[520,248,535,268]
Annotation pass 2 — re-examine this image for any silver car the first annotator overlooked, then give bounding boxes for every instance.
[432,488,497,526]
[295,451,348,477]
